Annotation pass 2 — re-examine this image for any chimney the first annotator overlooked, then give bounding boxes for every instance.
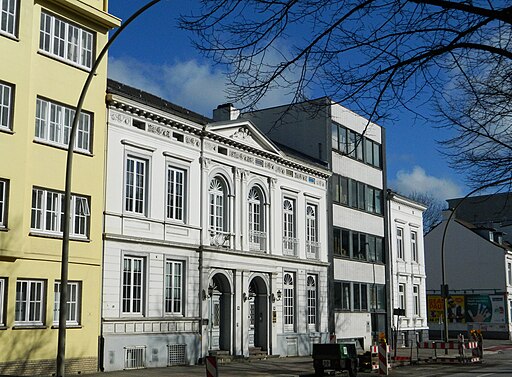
[213,103,240,121]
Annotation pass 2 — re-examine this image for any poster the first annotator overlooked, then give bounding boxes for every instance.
[465,294,505,323]
[427,295,465,323]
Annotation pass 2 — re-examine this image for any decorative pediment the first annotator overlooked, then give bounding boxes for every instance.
[206,121,282,156]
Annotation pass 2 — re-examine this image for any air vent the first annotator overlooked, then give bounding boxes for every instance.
[218,146,228,155]
[132,119,146,131]
[168,344,186,366]
[173,132,184,142]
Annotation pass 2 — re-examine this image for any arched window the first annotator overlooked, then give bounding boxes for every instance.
[283,198,297,255]
[306,204,319,258]
[248,187,265,251]
[283,272,295,332]
[307,275,317,327]
[209,177,227,232]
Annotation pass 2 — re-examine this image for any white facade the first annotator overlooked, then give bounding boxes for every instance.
[102,82,330,371]
[243,99,388,350]
[387,191,428,346]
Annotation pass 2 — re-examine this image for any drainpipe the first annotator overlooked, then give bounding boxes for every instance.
[198,126,206,361]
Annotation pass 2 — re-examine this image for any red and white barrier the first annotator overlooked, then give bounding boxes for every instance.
[206,356,218,377]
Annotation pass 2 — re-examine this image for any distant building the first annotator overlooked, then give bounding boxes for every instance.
[102,81,330,371]
[387,191,428,346]
[0,1,119,374]
[243,99,388,350]
[425,202,512,339]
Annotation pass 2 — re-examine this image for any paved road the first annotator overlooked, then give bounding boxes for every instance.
[86,343,512,377]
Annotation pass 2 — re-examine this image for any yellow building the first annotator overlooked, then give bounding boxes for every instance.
[0,1,119,374]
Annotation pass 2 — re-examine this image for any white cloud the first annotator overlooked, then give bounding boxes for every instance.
[390,166,462,201]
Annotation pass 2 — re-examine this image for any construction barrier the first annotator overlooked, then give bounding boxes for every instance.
[206,356,218,377]
[416,337,481,364]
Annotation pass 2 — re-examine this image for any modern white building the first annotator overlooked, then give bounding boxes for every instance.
[387,190,428,346]
[425,207,512,340]
[243,99,388,350]
[101,81,331,371]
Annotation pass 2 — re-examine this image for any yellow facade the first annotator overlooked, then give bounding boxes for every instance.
[0,0,119,374]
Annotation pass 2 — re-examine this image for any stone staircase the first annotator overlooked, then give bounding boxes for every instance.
[208,348,279,364]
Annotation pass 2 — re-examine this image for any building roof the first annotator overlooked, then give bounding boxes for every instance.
[447,192,512,226]
[107,79,212,126]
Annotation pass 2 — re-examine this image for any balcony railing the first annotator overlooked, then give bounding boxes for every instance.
[209,230,231,247]
[283,237,299,256]
[306,240,321,259]
[249,230,267,252]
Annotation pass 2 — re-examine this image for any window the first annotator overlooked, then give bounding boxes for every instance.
[125,156,147,215]
[413,285,420,316]
[15,280,45,325]
[371,284,386,311]
[283,273,295,331]
[508,262,512,285]
[35,98,92,152]
[333,227,349,257]
[209,177,227,232]
[122,256,145,314]
[31,187,90,238]
[0,0,17,37]
[39,11,94,69]
[283,198,297,255]
[306,275,317,327]
[353,283,368,311]
[306,204,319,258]
[0,81,14,131]
[53,281,80,325]
[398,283,406,310]
[165,260,183,314]
[0,179,7,228]
[331,123,382,168]
[167,166,185,221]
[335,174,382,215]
[397,227,404,259]
[334,281,352,311]
[411,231,418,262]
[0,278,5,326]
[248,187,265,251]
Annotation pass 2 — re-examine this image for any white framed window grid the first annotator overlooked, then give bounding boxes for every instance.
[306,275,317,327]
[31,187,90,238]
[35,97,91,152]
[0,179,7,228]
[0,81,13,131]
[53,281,80,325]
[165,260,183,314]
[398,283,406,311]
[397,227,404,259]
[209,177,226,232]
[411,231,418,262]
[125,156,148,215]
[15,280,45,325]
[122,256,145,314]
[0,0,17,37]
[39,11,94,69]
[413,285,420,316]
[0,278,5,326]
[283,272,295,331]
[166,166,185,221]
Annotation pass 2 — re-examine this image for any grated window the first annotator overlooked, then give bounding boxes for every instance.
[168,344,186,366]
[124,346,146,369]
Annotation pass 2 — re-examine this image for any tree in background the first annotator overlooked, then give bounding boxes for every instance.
[407,192,446,234]
[181,1,512,189]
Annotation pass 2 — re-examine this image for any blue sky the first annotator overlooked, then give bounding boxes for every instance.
[107,1,466,202]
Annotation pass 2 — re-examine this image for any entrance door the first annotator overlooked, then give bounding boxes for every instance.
[210,292,221,350]
[248,285,256,347]
[248,278,268,352]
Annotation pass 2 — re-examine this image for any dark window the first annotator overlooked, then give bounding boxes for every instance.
[333,228,341,256]
[341,229,350,257]
[340,176,348,205]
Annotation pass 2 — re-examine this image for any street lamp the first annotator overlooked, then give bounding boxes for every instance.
[57,2,162,376]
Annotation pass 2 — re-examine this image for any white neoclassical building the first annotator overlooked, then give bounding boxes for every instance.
[101,81,330,371]
[387,190,428,346]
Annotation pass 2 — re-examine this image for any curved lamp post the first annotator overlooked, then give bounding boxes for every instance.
[57,1,162,376]
[440,177,512,343]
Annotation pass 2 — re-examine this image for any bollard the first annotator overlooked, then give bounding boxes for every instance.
[378,340,389,375]
[206,355,218,377]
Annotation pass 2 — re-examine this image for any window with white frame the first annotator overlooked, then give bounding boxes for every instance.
[413,285,420,316]
[283,198,297,254]
[283,272,295,331]
[125,156,147,215]
[398,283,406,310]
[53,281,80,325]
[306,204,319,257]
[411,231,418,262]
[0,0,17,37]
[166,166,185,221]
[35,97,92,152]
[31,187,90,238]
[508,262,512,285]
[122,256,145,314]
[209,177,227,232]
[0,179,7,228]
[165,260,183,314]
[397,227,404,259]
[0,81,14,131]
[15,280,45,325]
[307,275,317,327]
[39,11,94,69]
[0,278,5,326]
[248,186,265,250]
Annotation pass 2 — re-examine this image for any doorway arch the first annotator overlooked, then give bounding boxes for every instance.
[248,275,269,352]
[208,273,232,353]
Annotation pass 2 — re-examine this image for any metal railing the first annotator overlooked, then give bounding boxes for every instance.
[306,240,321,259]
[209,230,231,247]
[283,237,299,256]
[249,230,267,252]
